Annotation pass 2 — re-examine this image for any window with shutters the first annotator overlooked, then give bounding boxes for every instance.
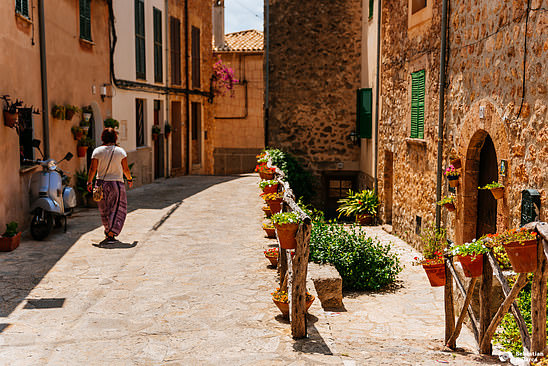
[15,0,29,18]
[191,27,201,88]
[79,0,92,42]
[136,99,145,147]
[410,70,425,139]
[357,88,373,139]
[153,8,163,83]
[170,17,181,85]
[135,0,146,80]
[369,0,374,20]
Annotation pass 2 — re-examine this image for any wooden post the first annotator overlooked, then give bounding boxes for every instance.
[531,236,548,355]
[444,259,456,349]
[446,277,478,347]
[479,253,493,355]
[279,247,288,289]
[291,219,311,339]
[447,259,480,340]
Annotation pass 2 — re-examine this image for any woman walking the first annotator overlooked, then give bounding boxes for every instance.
[87,128,133,243]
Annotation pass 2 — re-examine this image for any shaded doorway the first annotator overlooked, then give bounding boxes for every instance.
[153,100,164,179]
[191,102,202,167]
[323,172,358,221]
[476,135,498,238]
[171,101,182,173]
[383,151,394,224]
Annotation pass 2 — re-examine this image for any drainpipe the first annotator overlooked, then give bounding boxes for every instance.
[165,0,170,177]
[184,0,190,175]
[264,0,269,147]
[38,0,50,158]
[373,0,382,195]
[435,0,449,229]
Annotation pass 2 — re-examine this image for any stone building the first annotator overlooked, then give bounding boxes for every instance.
[376,0,548,248]
[0,0,111,230]
[266,0,362,216]
[213,26,265,175]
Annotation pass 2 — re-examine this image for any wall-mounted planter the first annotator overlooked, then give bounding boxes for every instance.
[3,110,18,128]
[450,157,462,169]
[503,239,537,273]
[448,176,459,188]
[458,254,483,278]
[77,146,88,157]
[422,262,446,287]
[83,112,92,122]
[52,105,65,120]
[443,202,456,212]
[490,187,504,200]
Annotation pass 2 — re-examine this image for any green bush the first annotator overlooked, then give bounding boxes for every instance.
[267,148,315,203]
[310,220,402,291]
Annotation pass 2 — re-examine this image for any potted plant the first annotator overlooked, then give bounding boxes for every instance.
[437,195,456,212]
[164,123,172,138]
[498,228,538,273]
[262,205,272,218]
[255,164,276,180]
[75,169,97,207]
[65,105,81,121]
[259,179,279,194]
[0,222,21,252]
[152,125,161,140]
[2,96,22,128]
[257,153,268,164]
[336,189,379,225]
[263,222,277,239]
[449,239,489,277]
[79,119,90,133]
[52,105,65,119]
[262,192,284,214]
[271,288,314,317]
[271,212,301,249]
[449,156,462,169]
[479,181,504,200]
[104,117,120,129]
[413,225,447,287]
[444,165,460,187]
[264,247,279,266]
[71,125,84,141]
[77,137,93,157]
[82,105,92,122]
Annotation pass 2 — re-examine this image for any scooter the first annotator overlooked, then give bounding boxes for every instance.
[25,139,77,240]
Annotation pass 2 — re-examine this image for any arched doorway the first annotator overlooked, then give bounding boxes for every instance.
[476,135,498,238]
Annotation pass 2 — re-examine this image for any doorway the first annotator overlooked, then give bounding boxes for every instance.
[171,101,182,173]
[383,151,394,224]
[153,100,164,179]
[476,135,498,238]
[191,102,202,167]
[323,172,358,220]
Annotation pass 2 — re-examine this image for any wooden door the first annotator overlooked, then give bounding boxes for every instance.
[191,102,201,166]
[153,100,164,179]
[476,135,498,238]
[171,101,182,172]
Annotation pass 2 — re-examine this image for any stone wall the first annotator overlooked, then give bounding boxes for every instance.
[378,0,548,249]
[267,0,362,205]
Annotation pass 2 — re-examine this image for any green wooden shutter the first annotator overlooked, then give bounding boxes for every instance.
[153,8,163,83]
[135,0,146,79]
[357,88,373,139]
[411,70,425,139]
[369,0,374,19]
[79,0,92,41]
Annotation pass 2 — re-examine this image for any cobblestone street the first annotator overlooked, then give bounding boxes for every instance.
[0,175,501,365]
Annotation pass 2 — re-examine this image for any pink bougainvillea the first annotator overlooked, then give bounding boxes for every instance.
[211,59,239,97]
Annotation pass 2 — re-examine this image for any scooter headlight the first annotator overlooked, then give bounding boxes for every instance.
[48,161,57,171]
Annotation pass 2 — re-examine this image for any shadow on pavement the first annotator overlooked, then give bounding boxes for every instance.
[0,175,239,318]
[92,240,138,249]
[293,314,333,355]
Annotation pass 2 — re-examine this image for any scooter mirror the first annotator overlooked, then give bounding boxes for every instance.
[32,139,41,148]
[64,152,74,162]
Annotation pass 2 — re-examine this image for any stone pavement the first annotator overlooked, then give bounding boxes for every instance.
[0,174,503,365]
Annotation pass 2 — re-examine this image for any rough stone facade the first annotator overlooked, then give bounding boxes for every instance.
[267,0,362,207]
[377,0,548,249]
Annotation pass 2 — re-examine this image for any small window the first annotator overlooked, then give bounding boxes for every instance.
[136,99,145,147]
[15,0,29,18]
[19,108,34,165]
[153,8,163,83]
[411,0,427,14]
[410,70,425,139]
[79,0,92,41]
[369,0,374,19]
[135,0,146,80]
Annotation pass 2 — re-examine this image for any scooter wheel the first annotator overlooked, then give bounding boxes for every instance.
[30,210,53,241]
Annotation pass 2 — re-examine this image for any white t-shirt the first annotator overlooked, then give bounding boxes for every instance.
[91,145,127,182]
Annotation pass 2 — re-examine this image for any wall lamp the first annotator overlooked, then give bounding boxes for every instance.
[349,130,360,145]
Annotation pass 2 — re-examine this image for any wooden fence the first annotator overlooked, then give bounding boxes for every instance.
[444,222,548,360]
[266,154,311,339]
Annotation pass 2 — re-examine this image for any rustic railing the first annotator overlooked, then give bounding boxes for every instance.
[266,154,312,339]
[444,222,548,360]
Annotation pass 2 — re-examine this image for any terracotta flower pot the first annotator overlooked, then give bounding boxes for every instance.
[450,158,462,169]
[77,146,88,157]
[503,239,537,273]
[262,206,272,218]
[3,110,18,128]
[0,232,21,252]
[490,187,504,200]
[152,133,159,141]
[73,131,84,141]
[262,184,279,194]
[356,213,373,226]
[422,262,446,287]
[272,295,315,317]
[65,109,75,120]
[263,227,276,239]
[443,202,456,212]
[274,222,298,249]
[448,176,459,188]
[259,171,275,180]
[267,199,283,214]
[265,253,278,266]
[458,254,483,278]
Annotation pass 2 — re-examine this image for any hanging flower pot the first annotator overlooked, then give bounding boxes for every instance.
[52,105,65,120]
[77,146,88,157]
[264,248,278,266]
[271,289,314,317]
[271,212,301,250]
[448,176,459,188]
[458,254,484,278]
[490,187,504,200]
[3,110,18,128]
[259,171,275,180]
[450,157,462,169]
[438,195,456,212]
[65,109,76,121]
[444,202,456,212]
[263,224,276,239]
[503,240,537,273]
[422,262,446,287]
[356,213,374,226]
[262,184,279,194]
[262,206,272,218]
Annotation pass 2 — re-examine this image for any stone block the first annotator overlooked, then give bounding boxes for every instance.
[308,263,343,309]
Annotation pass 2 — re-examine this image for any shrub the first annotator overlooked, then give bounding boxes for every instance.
[267,148,315,203]
[310,221,402,291]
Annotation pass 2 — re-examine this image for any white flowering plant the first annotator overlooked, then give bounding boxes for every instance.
[259,180,278,189]
[450,239,490,259]
[271,212,301,225]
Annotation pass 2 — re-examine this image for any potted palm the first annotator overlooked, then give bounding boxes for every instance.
[337,189,379,225]
[437,195,456,212]
[498,228,538,273]
[449,240,489,278]
[271,212,301,249]
[2,96,22,128]
[444,165,460,188]
[259,179,279,194]
[479,181,504,200]
[0,222,21,252]
[413,225,447,287]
